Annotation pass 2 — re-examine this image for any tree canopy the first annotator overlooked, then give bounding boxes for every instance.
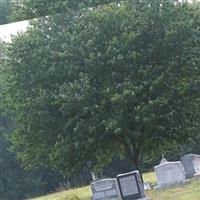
[0,0,13,24]
[13,0,120,20]
[3,0,200,176]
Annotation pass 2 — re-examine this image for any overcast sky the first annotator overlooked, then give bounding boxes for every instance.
[0,20,29,42]
[0,0,198,43]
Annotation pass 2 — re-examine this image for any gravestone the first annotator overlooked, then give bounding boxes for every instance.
[160,156,168,164]
[144,182,151,191]
[91,178,121,200]
[193,155,200,177]
[181,154,200,179]
[116,171,150,200]
[154,161,186,189]
[91,171,98,181]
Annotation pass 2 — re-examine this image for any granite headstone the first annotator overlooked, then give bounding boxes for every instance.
[155,161,186,189]
[116,171,150,200]
[91,178,120,200]
[181,154,200,178]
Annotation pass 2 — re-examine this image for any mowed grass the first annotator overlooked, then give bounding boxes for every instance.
[29,186,91,200]
[30,172,200,200]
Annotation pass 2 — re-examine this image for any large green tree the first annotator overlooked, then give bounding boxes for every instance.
[4,0,200,176]
[14,0,120,20]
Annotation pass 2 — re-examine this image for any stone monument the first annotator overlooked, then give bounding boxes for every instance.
[91,178,121,200]
[160,155,168,164]
[116,171,150,200]
[181,154,200,179]
[144,182,151,191]
[154,161,186,189]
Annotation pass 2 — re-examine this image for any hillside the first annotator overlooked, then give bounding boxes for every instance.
[30,172,200,200]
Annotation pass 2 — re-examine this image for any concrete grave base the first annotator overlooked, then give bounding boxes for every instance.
[91,198,121,200]
[101,198,150,200]
[91,197,150,200]
[194,173,200,179]
[154,179,190,190]
[92,197,121,200]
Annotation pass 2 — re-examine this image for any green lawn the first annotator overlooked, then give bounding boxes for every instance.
[30,172,200,200]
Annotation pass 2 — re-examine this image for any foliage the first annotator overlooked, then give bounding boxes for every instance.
[0,42,83,200]
[0,94,43,199]
[3,0,200,177]
[13,0,121,20]
[0,0,14,24]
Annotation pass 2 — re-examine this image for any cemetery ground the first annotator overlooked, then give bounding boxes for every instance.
[30,172,200,200]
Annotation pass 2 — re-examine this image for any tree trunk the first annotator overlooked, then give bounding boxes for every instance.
[132,150,144,183]
[121,137,144,183]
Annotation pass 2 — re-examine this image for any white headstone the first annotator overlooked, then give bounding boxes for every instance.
[91,171,98,181]
[193,155,200,175]
[155,161,186,189]
[160,156,168,164]
[91,178,120,200]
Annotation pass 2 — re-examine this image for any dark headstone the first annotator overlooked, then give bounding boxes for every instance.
[116,171,150,200]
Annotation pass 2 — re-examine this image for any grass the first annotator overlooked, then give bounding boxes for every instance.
[147,179,200,200]
[29,186,90,200]
[30,172,200,200]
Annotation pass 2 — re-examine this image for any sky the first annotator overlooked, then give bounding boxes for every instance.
[0,0,197,43]
[0,20,29,42]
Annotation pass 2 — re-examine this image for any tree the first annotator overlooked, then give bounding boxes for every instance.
[13,0,120,20]
[4,0,200,177]
[0,42,73,200]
